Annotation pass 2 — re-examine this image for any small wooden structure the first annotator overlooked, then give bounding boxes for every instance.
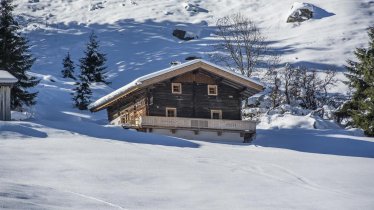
[0,70,17,121]
[89,60,264,142]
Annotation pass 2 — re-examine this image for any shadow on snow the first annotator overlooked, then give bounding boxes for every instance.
[0,123,48,139]
[35,119,200,148]
[254,129,374,158]
[313,6,336,20]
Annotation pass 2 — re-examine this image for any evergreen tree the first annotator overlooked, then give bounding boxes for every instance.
[0,0,39,109]
[337,27,374,136]
[79,31,109,84]
[72,73,92,110]
[61,52,76,80]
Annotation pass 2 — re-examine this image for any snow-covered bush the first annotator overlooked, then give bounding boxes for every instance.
[266,64,337,110]
[244,64,341,121]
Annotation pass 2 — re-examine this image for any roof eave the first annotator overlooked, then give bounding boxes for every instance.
[89,85,141,112]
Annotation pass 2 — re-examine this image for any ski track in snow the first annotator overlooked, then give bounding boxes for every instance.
[0,179,127,209]
[158,141,355,197]
[189,150,352,198]
[64,190,127,210]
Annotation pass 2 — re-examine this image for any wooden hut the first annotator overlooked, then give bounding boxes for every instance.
[0,70,17,121]
[89,60,264,142]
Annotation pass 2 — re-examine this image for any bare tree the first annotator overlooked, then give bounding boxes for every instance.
[298,68,318,109]
[283,63,300,105]
[213,13,269,77]
[296,67,337,110]
[266,62,297,108]
[270,74,282,109]
[266,63,338,110]
[320,70,337,99]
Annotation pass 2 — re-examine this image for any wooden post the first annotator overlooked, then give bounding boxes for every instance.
[0,85,11,121]
[0,70,17,121]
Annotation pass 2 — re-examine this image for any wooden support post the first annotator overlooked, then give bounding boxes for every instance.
[243,132,255,143]
[192,81,196,118]
[137,128,147,133]
[0,85,11,121]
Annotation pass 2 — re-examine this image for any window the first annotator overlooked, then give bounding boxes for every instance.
[211,110,222,119]
[172,83,182,94]
[208,85,218,96]
[121,113,128,124]
[166,107,177,117]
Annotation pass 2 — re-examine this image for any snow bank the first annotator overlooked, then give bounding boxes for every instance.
[257,113,343,130]
[11,111,33,121]
[258,114,315,130]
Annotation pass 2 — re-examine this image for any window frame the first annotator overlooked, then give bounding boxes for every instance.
[171,83,182,94]
[210,109,222,119]
[166,107,177,117]
[207,85,218,96]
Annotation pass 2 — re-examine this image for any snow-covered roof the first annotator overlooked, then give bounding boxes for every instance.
[89,59,264,112]
[0,70,18,84]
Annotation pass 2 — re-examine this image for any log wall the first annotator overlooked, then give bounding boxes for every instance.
[148,71,241,120]
[0,85,11,121]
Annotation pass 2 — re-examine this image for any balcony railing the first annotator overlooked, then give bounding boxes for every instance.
[133,116,256,132]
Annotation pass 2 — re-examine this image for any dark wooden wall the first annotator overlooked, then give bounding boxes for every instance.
[148,71,242,120]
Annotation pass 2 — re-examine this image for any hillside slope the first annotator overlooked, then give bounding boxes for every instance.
[13,0,374,107]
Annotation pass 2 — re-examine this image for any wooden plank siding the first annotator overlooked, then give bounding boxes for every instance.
[0,85,12,121]
[148,80,241,120]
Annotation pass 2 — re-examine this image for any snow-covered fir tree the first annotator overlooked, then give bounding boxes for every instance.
[337,27,374,136]
[0,0,39,109]
[79,31,109,84]
[72,73,92,110]
[61,52,76,80]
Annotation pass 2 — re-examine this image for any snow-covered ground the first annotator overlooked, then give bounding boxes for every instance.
[1,0,374,209]
[1,118,374,209]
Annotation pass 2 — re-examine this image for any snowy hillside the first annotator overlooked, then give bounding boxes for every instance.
[14,0,374,93]
[6,0,373,120]
[1,0,374,209]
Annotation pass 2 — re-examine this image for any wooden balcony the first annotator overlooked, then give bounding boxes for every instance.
[125,116,256,133]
